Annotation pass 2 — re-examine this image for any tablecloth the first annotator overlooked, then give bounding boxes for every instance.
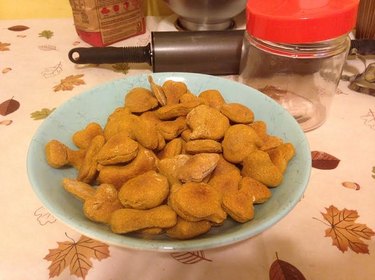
[1,17,375,280]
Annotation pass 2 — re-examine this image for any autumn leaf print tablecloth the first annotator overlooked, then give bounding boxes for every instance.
[1,18,375,280]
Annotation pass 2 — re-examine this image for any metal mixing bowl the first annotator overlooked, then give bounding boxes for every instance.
[164,0,247,31]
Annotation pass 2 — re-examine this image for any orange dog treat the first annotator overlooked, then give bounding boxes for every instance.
[222,124,263,164]
[72,122,103,149]
[220,103,254,124]
[124,87,159,113]
[184,139,222,154]
[222,189,254,223]
[186,104,230,140]
[118,170,169,210]
[110,205,177,234]
[166,217,212,240]
[97,146,158,189]
[45,140,85,170]
[267,143,296,173]
[208,156,241,198]
[177,153,220,183]
[198,89,226,110]
[95,132,139,165]
[157,137,185,159]
[62,178,122,224]
[170,182,226,224]
[162,80,188,105]
[239,176,272,204]
[241,150,283,187]
[77,135,105,184]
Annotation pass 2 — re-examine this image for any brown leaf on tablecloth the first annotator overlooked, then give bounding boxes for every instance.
[372,167,375,180]
[341,181,360,191]
[0,97,20,116]
[0,42,11,51]
[311,151,340,170]
[8,25,29,31]
[54,74,85,92]
[269,252,306,280]
[321,205,375,254]
[44,234,110,280]
[170,251,212,264]
[30,108,55,120]
[34,206,56,225]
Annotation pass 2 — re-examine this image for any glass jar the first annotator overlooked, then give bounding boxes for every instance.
[239,0,359,131]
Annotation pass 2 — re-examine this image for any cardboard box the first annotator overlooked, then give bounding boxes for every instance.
[69,0,146,46]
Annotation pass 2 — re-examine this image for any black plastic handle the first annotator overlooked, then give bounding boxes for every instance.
[68,44,152,64]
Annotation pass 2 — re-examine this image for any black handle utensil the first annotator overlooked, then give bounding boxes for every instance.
[68,30,245,75]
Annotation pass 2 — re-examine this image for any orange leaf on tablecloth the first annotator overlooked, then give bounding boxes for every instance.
[53,74,85,92]
[0,97,20,116]
[0,42,11,51]
[269,253,306,280]
[0,120,12,126]
[311,151,340,170]
[44,234,110,280]
[170,251,212,264]
[341,181,360,190]
[321,205,375,254]
[2,67,12,74]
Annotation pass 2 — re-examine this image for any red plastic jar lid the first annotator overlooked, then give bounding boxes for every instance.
[246,0,359,43]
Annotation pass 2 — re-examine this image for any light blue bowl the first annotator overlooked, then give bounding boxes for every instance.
[27,72,311,252]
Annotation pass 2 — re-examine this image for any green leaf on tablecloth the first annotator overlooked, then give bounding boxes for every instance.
[0,42,11,51]
[269,253,306,280]
[8,25,29,31]
[311,151,340,170]
[39,30,54,39]
[44,234,110,280]
[170,251,212,264]
[30,108,55,120]
[112,63,130,74]
[320,205,375,254]
[0,97,20,116]
[54,74,85,92]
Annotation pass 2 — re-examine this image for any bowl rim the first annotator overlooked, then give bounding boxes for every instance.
[26,72,311,252]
